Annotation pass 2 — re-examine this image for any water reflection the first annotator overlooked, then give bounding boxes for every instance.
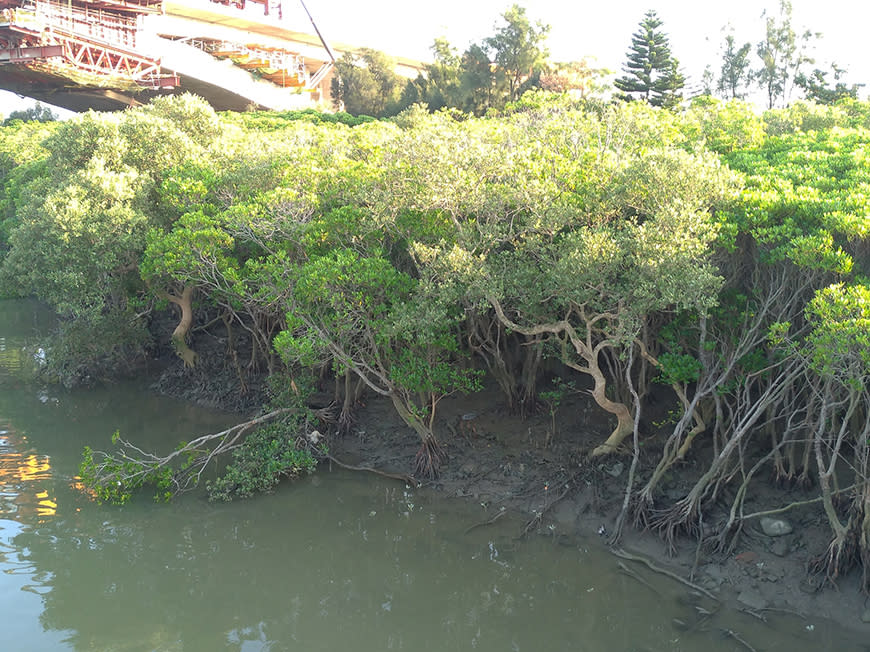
[0,299,53,382]
[0,336,21,373]
[0,425,55,518]
[0,298,58,523]
[2,472,860,652]
[16,482,579,652]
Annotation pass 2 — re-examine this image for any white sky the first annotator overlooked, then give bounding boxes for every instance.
[301,0,869,99]
[1,0,868,116]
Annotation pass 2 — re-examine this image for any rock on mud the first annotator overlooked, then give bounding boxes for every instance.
[737,588,769,611]
[759,517,793,537]
[770,538,790,557]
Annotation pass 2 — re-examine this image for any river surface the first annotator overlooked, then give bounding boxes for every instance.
[0,298,865,652]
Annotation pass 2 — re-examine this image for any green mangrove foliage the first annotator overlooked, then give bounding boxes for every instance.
[206,421,321,502]
[79,415,323,505]
[0,95,222,379]
[2,93,870,588]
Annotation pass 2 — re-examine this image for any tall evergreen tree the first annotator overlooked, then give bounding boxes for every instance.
[615,10,685,108]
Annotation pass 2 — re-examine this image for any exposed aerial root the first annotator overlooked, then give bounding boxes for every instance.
[712,520,742,556]
[413,437,447,480]
[649,496,703,555]
[808,530,859,589]
[337,407,356,436]
[771,463,794,487]
[796,471,813,490]
[631,492,655,532]
[311,403,338,430]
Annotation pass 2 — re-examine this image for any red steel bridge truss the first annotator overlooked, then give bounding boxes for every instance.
[0,0,177,89]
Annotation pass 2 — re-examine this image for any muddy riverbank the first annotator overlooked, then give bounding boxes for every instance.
[319,387,870,638]
[146,343,870,639]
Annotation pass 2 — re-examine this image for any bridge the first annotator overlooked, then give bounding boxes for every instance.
[0,0,423,112]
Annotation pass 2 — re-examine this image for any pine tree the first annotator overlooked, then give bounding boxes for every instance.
[615,10,685,108]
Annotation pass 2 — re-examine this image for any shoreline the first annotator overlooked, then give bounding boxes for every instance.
[319,388,870,638]
[143,348,870,637]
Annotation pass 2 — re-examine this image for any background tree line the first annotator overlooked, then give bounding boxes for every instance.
[331,1,864,118]
[331,4,604,117]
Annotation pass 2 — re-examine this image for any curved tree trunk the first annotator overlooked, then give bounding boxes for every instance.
[587,362,635,456]
[390,392,435,442]
[487,295,635,457]
[167,285,198,368]
[562,355,633,457]
[636,343,706,461]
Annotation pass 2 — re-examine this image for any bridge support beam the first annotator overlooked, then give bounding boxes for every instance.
[0,45,64,62]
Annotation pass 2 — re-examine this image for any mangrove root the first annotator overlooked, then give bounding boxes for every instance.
[808,529,859,588]
[413,437,447,480]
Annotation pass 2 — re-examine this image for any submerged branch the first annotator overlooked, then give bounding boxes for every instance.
[80,408,296,503]
[325,453,417,485]
[609,547,719,602]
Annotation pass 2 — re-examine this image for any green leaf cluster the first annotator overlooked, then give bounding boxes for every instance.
[79,442,173,505]
[805,283,870,387]
[0,94,223,382]
[207,422,319,501]
[721,122,869,274]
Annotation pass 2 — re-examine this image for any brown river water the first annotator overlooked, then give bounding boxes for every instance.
[0,298,866,652]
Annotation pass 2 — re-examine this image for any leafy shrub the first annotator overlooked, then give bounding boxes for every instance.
[223,109,376,131]
[207,422,321,501]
